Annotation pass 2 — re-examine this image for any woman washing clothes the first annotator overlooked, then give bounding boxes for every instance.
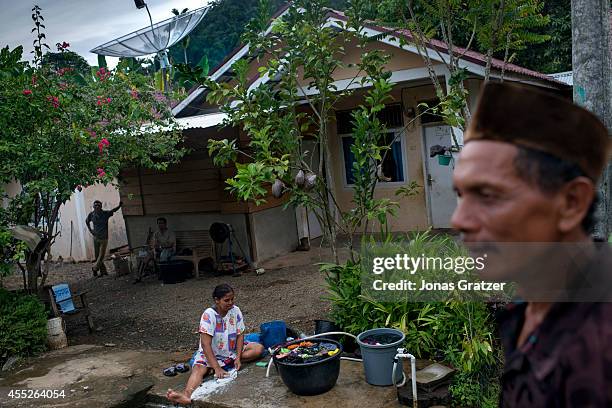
[166,284,264,405]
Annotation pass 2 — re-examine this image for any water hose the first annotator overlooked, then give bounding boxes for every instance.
[393,348,417,408]
[265,331,359,378]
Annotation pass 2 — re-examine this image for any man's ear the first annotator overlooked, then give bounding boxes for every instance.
[557,177,595,233]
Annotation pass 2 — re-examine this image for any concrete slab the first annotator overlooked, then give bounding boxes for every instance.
[1,346,423,407]
[0,345,189,408]
[175,360,403,408]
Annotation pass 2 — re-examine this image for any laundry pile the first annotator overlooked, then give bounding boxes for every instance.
[274,341,340,364]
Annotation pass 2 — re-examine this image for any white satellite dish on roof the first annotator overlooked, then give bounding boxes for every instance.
[90,2,209,90]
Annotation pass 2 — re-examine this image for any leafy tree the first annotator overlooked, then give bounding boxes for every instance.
[0,6,185,293]
[375,0,549,142]
[169,0,288,69]
[512,0,571,73]
[41,49,90,78]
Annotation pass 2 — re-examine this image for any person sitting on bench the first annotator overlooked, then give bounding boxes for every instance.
[152,217,176,262]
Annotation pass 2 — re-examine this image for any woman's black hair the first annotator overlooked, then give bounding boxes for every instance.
[212,283,234,300]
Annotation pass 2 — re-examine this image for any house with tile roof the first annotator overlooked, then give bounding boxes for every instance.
[118,6,571,265]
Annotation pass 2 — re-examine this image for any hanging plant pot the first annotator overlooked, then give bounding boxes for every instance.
[438,154,452,166]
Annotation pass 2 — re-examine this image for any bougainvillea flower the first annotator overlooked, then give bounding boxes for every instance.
[98,138,110,154]
[57,67,73,76]
[97,168,106,178]
[22,89,32,96]
[95,67,111,81]
[130,89,139,99]
[47,96,60,108]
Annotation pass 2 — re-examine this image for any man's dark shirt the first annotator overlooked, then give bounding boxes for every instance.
[86,210,113,240]
[498,246,612,407]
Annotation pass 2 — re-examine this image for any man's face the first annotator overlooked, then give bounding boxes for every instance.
[451,141,561,243]
[157,220,167,231]
[93,202,102,212]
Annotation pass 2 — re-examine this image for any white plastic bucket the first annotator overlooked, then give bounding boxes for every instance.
[47,318,68,350]
[47,317,64,336]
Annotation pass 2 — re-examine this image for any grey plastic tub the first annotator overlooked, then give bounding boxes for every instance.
[357,328,405,386]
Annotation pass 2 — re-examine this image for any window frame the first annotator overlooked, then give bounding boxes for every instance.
[339,126,409,189]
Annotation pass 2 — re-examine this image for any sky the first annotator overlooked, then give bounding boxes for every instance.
[0,0,210,68]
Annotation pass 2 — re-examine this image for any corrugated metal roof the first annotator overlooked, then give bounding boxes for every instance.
[548,71,573,86]
[176,112,227,129]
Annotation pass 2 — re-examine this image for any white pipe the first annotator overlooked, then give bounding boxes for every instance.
[393,348,418,408]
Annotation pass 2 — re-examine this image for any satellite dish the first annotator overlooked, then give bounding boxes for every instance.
[90,6,209,61]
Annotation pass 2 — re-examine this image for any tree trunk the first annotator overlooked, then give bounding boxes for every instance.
[571,0,612,238]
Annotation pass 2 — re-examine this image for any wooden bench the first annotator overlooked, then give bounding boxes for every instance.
[44,284,96,333]
[173,230,215,278]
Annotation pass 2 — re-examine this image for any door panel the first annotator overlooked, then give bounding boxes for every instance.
[423,126,457,228]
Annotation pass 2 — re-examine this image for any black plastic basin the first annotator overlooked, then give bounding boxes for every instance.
[314,319,342,341]
[273,339,343,396]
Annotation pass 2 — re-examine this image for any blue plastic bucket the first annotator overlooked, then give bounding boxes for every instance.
[357,328,405,386]
[260,320,287,348]
[245,333,262,344]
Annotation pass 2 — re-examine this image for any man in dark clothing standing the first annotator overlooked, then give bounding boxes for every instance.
[86,200,122,277]
[451,83,611,406]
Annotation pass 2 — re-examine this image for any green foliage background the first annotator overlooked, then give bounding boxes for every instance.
[170,0,571,74]
[323,232,502,406]
[0,288,47,357]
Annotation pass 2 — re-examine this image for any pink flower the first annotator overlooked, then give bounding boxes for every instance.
[95,67,111,81]
[98,138,110,154]
[57,67,73,76]
[58,82,68,90]
[130,89,139,99]
[86,129,97,138]
[46,95,60,108]
[96,96,111,106]
[153,92,166,102]
[96,168,106,178]
[22,89,32,96]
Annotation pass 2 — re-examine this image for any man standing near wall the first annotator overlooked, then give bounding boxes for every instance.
[86,200,122,277]
[451,83,611,405]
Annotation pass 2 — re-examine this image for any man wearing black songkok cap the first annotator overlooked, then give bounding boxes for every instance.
[451,82,611,407]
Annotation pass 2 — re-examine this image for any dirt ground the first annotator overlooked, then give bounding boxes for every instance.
[1,249,337,353]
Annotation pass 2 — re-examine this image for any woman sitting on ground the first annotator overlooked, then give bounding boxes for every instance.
[167,283,264,405]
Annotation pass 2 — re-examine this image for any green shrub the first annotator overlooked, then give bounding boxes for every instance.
[450,372,500,408]
[0,288,47,357]
[323,231,502,406]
